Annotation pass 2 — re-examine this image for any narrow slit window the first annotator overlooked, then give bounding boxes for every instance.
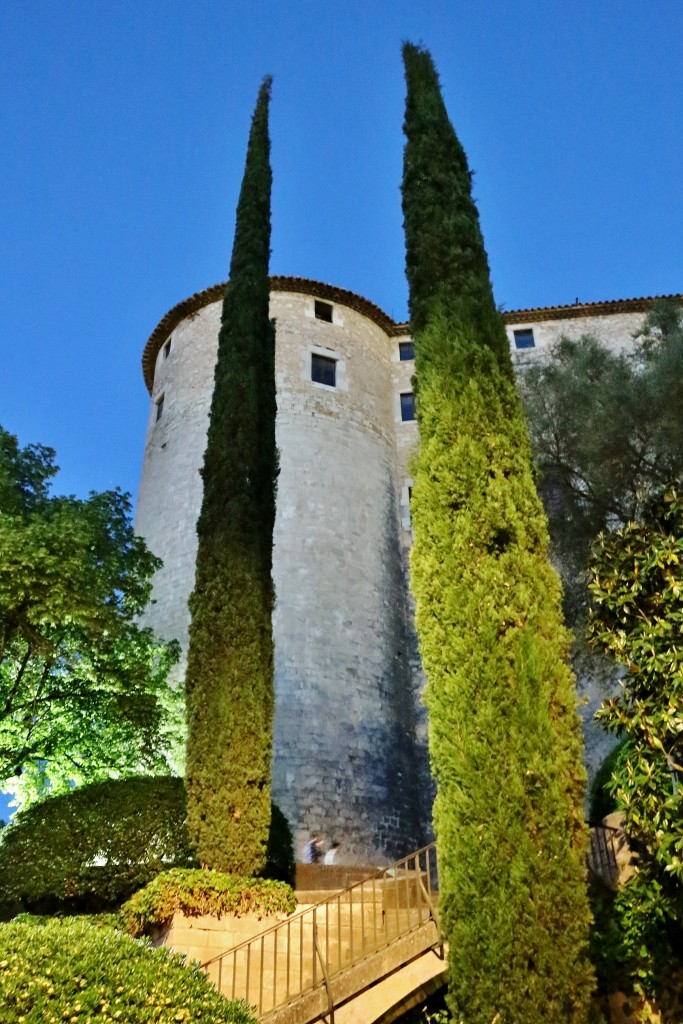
[155,394,165,421]
[399,341,415,361]
[163,339,172,359]
[311,353,336,387]
[400,392,416,421]
[513,329,535,350]
[314,300,334,323]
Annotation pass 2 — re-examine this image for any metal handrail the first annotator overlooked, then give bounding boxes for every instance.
[200,842,439,1018]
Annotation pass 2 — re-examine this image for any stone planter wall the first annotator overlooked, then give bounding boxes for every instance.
[152,909,306,969]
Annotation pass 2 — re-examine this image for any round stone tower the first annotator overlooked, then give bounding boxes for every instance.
[135,278,429,861]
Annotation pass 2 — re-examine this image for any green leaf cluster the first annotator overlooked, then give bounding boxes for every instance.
[121,868,296,938]
[402,43,593,1024]
[185,79,277,874]
[588,488,683,881]
[0,777,197,915]
[587,489,683,1009]
[589,869,683,1014]
[0,916,258,1023]
[0,425,183,804]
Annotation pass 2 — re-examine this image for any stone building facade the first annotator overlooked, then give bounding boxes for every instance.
[135,279,679,860]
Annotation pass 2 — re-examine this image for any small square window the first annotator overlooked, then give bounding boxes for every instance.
[513,329,535,350]
[311,353,336,387]
[155,395,165,421]
[163,339,172,359]
[399,341,415,361]
[314,300,334,323]
[400,392,416,421]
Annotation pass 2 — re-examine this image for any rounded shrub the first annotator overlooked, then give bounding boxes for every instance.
[0,776,296,917]
[0,916,258,1023]
[0,776,196,915]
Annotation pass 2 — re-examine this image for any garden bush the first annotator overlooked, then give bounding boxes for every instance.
[0,776,295,917]
[589,869,683,1018]
[0,776,196,915]
[121,868,296,938]
[0,916,257,1023]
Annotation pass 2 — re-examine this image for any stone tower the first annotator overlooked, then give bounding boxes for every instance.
[135,277,428,862]
[136,278,675,858]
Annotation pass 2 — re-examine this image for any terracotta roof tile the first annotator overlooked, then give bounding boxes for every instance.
[141,280,682,393]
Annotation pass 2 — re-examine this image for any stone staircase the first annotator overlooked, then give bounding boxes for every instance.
[201,843,442,1023]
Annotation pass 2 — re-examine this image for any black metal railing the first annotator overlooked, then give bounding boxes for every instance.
[200,842,439,1018]
[587,824,621,887]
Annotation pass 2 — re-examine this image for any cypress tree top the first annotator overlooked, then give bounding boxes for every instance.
[401,43,510,373]
[200,75,276,541]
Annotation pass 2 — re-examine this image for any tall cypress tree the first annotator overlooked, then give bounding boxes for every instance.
[185,78,277,875]
[402,45,594,1023]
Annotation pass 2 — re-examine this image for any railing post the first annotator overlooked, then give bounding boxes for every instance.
[314,929,335,1024]
[273,922,278,1012]
[197,841,440,1019]
[360,878,366,954]
[258,935,265,1015]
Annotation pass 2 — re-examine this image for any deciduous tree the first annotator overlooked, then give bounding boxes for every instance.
[519,299,683,620]
[0,426,181,807]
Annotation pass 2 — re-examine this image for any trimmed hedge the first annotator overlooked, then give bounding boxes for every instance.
[0,776,295,916]
[0,776,196,915]
[0,916,257,1023]
[121,868,296,938]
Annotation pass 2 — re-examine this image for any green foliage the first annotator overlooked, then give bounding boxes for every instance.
[0,916,258,1023]
[587,489,683,1009]
[588,488,683,880]
[519,299,683,618]
[588,739,629,824]
[402,43,593,1024]
[0,425,182,805]
[590,870,683,1013]
[0,776,197,915]
[121,868,296,938]
[185,79,277,874]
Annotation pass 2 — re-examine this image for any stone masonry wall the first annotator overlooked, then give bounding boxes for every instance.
[135,290,425,862]
[136,283,662,864]
[506,309,647,366]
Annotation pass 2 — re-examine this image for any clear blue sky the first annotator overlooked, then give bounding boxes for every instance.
[2,1,682,501]
[0,2,681,816]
